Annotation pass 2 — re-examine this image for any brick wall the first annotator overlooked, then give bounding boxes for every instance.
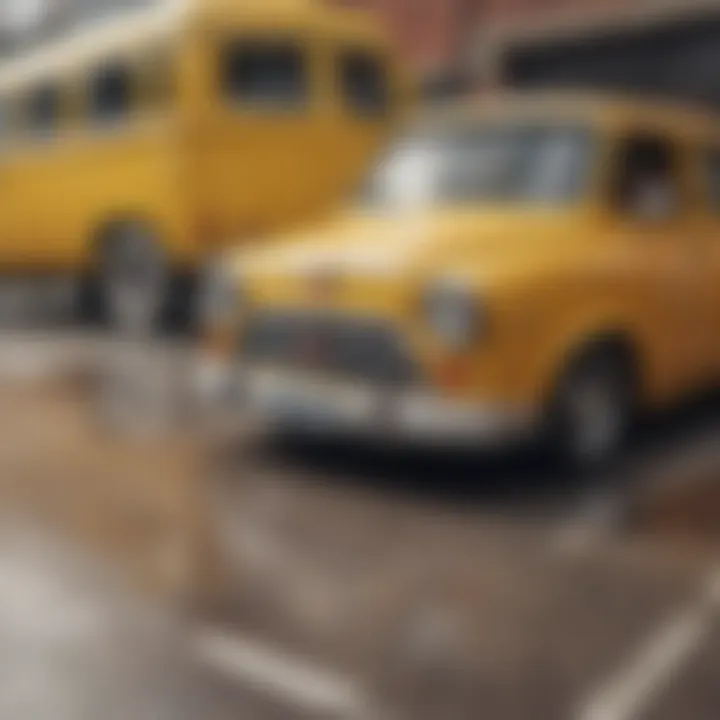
[340,0,483,76]
[342,0,673,77]
[482,0,620,26]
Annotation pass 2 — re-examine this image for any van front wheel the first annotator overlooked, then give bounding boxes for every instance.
[100,224,168,335]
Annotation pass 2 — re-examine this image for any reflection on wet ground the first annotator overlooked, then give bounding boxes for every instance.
[0,334,719,719]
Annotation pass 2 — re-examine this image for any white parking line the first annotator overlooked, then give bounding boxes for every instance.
[578,570,720,720]
[193,626,373,719]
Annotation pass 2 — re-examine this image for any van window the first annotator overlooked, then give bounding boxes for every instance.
[340,52,388,116]
[705,149,720,212]
[25,83,61,136]
[612,134,681,220]
[89,62,132,123]
[221,41,308,109]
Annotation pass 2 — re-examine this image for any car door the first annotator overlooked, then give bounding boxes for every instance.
[613,132,714,397]
[698,146,720,373]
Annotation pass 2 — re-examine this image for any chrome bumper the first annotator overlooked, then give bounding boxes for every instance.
[198,361,535,448]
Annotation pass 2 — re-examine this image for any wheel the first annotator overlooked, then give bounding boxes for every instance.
[99,223,168,335]
[544,345,636,471]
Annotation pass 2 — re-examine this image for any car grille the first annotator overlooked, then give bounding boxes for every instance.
[239,312,419,386]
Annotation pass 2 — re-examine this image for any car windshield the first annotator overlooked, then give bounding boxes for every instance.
[360,123,594,210]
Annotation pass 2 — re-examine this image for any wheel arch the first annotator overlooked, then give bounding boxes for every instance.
[87,214,165,270]
[544,327,646,412]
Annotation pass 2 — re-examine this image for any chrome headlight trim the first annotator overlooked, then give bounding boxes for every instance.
[424,278,482,349]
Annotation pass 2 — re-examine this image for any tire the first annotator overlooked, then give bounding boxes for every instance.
[544,345,636,471]
[99,223,168,336]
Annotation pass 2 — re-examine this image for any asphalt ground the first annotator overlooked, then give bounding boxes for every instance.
[0,332,718,719]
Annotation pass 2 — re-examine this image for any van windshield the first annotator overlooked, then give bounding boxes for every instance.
[360,123,594,210]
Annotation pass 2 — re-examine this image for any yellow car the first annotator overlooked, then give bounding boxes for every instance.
[205,92,720,467]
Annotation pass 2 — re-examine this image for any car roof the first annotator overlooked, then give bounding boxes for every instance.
[417,90,720,143]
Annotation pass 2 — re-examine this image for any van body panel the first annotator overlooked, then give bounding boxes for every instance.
[0,0,405,273]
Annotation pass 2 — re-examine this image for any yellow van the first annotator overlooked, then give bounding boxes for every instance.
[205,92,720,468]
[0,0,408,330]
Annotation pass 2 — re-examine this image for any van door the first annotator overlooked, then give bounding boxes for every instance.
[196,34,324,246]
[196,30,402,250]
[6,81,70,269]
[51,51,186,271]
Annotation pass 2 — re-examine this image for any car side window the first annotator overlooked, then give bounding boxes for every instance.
[25,82,61,138]
[612,134,681,221]
[88,62,132,124]
[221,41,308,109]
[705,149,720,212]
[339,51,389,117]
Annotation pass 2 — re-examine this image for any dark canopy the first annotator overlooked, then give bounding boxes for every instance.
[504,13,720,109]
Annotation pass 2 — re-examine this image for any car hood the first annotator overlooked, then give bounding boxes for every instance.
[230,206,591,288]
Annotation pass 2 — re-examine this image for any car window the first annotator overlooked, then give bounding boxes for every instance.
[221,41,308,109]
[89,62,132,124]
[339,51,389,117]
[361,123,593,210]
[25,83,61,137]
[612,134,682,220]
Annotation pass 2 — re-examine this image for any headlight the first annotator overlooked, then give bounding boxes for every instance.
[424,279,481,349]
[199,258,241,329]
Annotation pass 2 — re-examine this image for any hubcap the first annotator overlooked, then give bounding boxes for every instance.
[563,364,626,464]
[105,230,165,334]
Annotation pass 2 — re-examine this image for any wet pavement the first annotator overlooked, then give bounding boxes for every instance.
[206,435,719,720]
[0,332,719,719]
[0,524,317,720]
